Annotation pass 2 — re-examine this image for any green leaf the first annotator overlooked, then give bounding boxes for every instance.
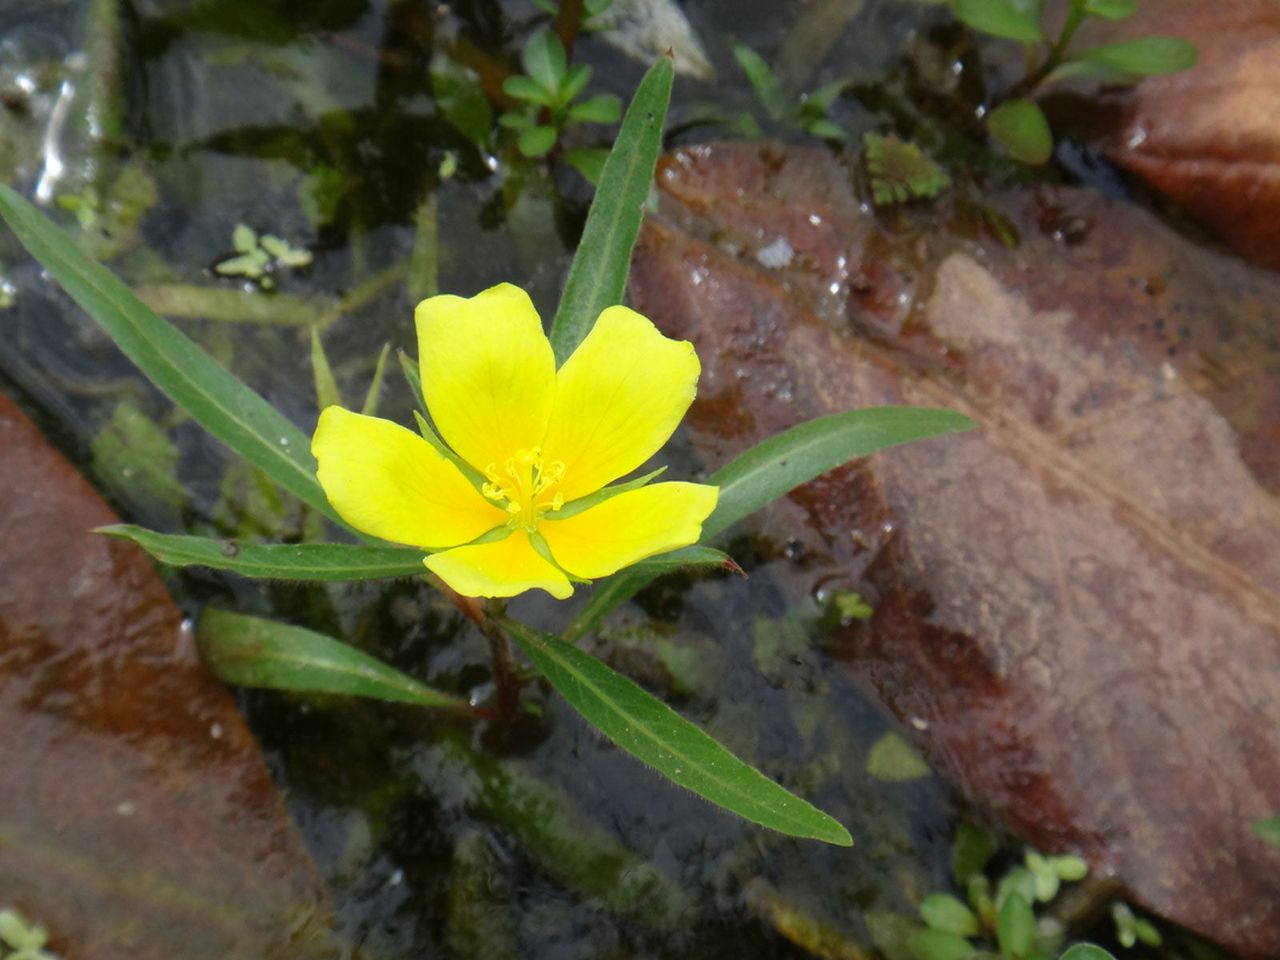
[564,147,610,185]
[627,544,741,577]
[361,342,391,416]
[560,62,594,103]
[412,410,489,490]
[518,124,559,158]
[502,74,557,107]
[907,928,975,960]
[99,525,428,580]
[1058,947,1116,960]
[1025,850,1060,902]
[1082,0,1136,19]
[433,65,495,144]
[1253,815,1280,847]
[1133,916,1162,947]
[953,0,1044,41]
[865,133,950,204]
[310,327,342,411]
[996,867,1037,909]
[565,406,973,640]
[1049,854,1088,882]
[0,184,341,524]
[705,407,973,540]
[803,79,848,112]
[951,822,998,887]
[567,94,622,125]
[1076,36,1198,76]
[232,222,257,253]
[806,118,847,142]
[997,893,1035,959]
[1111,902,1137,949]
[90,398,187,515]
[213,251,268,278]
[732,43,787,120]
[920,894,981,937]
[866,730,933,783]
[504,620,852,845]
[498,110,536,130]
[549,56,673,364]
[987,99,1053,165]
[198,608,470,710]
[1043,58,1136,85]
[549,467,666,520]
[522,30,568,96]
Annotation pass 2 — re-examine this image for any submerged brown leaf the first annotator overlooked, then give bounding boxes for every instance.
[1083,0,1280,271]
[0,397,333,959]
[630,143,1280,958]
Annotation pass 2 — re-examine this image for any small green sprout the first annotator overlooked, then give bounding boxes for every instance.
[0,906,62,960]
[55,186,101,230]
[887,830,1122,960]
[732,43,848,142]
[865,730,932,783]
[214,223,312,290]
[1110,901,1162,949]
[499,29,621,169]
[864,133,951,205]
[951,0,1197,164]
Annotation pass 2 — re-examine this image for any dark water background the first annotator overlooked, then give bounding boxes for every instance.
[0,2,1085,956]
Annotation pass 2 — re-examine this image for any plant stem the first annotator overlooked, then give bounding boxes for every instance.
[433,579,523,720]
[555,0,586,61]
[1014,1,1088,97]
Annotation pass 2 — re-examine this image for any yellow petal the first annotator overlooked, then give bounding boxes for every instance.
[542,306,700,503]
[540,481,718,580]
[415,283,556,474]
[425,530,573,599]
[312,406,506,549]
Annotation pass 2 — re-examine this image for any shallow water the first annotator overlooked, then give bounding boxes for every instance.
[0,2,1135,957]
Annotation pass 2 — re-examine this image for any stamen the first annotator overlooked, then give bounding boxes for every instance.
[483,447,567,530]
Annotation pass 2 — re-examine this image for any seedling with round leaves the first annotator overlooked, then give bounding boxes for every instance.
[951,0,1196,164]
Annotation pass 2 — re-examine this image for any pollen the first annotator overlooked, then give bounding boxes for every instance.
[482,446,566,530]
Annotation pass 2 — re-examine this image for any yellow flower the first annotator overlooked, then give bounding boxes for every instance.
[311,283,719,600]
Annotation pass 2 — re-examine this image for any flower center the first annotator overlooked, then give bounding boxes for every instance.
[482,447,565,531]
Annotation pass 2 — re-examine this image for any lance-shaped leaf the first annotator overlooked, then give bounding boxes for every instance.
[505,620,852,845]
[565,406,972,640]
[953,0,1044,41]
[0,185,340,524]
[549,56,673,363]
[627,544,742,578]
[100,525,428,581]
[198,607,471,711]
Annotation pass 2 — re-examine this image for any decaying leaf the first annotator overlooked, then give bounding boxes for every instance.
[0,396,333,960]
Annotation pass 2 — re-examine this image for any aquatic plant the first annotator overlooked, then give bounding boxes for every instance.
[0,56,971,847]
[869,828,1132,960]
[864,133,951,205]
[499,28,621,178]
[315,288,717,600]
[213,223,312,291]
[0,908,60,960]
[951,0,1197,163]
[732,42,848,142]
